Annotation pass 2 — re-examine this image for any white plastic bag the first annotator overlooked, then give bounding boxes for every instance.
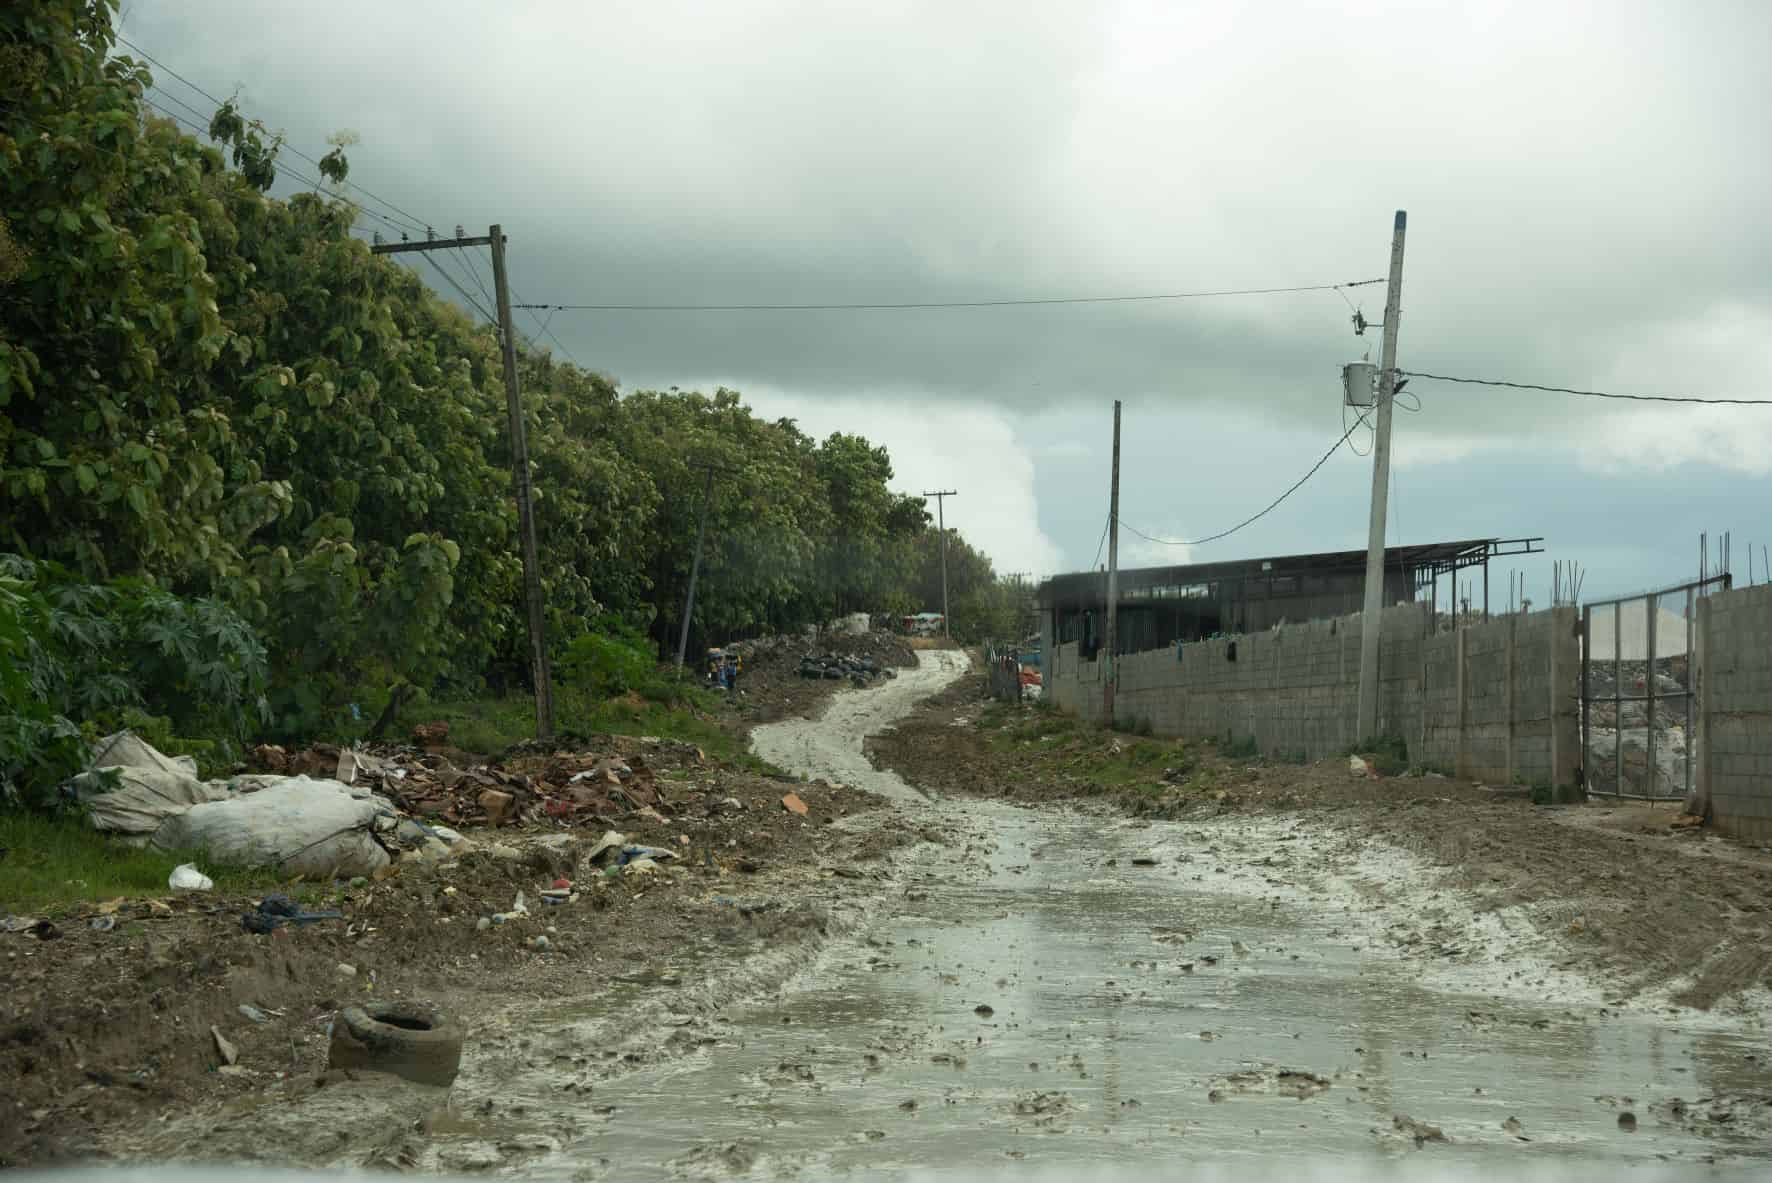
[152,775,390,877]
[169,863,214,891]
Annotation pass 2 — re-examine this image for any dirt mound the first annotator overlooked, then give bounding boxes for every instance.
[0,734,900,1169]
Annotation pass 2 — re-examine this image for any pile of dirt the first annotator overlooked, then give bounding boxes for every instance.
[869,668,1772,1011]
[0,734,915,1169]
[719,631,917,725]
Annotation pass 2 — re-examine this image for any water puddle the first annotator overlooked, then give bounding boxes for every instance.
[432,805,1772,1177]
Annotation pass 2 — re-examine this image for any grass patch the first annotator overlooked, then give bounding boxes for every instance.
[1221,734,1261,761]
[416,689,780,774]
[0,811,295,914]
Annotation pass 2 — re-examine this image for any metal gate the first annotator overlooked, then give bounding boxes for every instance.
[1581,575,1729,800]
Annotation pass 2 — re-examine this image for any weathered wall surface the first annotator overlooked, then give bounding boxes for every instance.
[1699,583,1772,841]
[1048,603,1579,788]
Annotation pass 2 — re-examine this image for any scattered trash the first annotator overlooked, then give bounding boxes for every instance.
[337,963,359,978]
[530,935,551,951]
[169,863,214,892]
[620,844,678,866]
[551,877,572,890]
[239,1005,271,1024]
[585,831,627,865]
[88,915,116,932]
[491,891,529,924]
[3,916,60,940]
[1348,754,1371,778]
[211,1025,239,1066]
[475,917,492,932]
[241,894,344,934]
[478,789,516,825]
[1618,1111,1638,1132]
[781,793,809,816]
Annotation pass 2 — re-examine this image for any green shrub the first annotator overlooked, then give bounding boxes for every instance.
[1222,734,1261,760]
[1,555,266,806]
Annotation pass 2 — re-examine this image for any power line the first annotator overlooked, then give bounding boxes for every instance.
[420,253,495,323]
[1117,411,1371,550]
[513,279,1386,313]
[133,51,577,368]
[1091,512,1111,571]
[1400,370,1772,407]
[115,34,432,236]
[138,93,421,241]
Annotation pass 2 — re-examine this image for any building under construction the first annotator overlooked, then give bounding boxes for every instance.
[1037,538,1541,657]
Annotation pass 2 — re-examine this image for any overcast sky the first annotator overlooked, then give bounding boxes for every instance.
[119,0,1772,607]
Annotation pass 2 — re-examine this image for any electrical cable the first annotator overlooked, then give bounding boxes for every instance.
[420,253,496,324]
[1400,370,1772,407]
[1116,410,1372,550]
[512,279,1386,313]
[116,34,433,236]
[138,94,423,242]
[1090,512,1111,572]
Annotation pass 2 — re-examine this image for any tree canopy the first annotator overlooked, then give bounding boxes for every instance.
[1,0,1026,768]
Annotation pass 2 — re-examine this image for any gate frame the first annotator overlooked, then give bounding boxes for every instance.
[1581,574,1731,800]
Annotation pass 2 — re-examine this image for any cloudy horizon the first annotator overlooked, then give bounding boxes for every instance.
[117,0,1772,606]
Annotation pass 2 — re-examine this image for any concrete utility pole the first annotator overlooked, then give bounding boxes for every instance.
[1355,210,1408,742]
[924,490,958,637]
[675,466,716,672]
[1104,399,1122,727]
[488,225,555,738]
[374,227,553,738]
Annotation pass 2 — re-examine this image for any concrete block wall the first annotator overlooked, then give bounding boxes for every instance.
[1699,583,1772,841]
[1049,603,1579,788]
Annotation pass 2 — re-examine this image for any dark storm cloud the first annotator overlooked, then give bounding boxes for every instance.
[119,0,1772,582]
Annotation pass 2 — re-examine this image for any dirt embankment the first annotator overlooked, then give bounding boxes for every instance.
[714,630,917,728]
[870,669,1772,1011]
[1,719,931,1168]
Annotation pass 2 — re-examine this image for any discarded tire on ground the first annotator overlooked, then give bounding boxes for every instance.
[327,1000,463,1086]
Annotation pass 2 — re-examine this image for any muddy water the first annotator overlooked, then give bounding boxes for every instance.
[432,801,1769,1178]
[750,648,969,803]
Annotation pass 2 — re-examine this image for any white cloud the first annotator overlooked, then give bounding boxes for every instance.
[731,388,1066,579]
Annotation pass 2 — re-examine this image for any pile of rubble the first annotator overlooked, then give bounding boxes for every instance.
[252,735,694,830]
[795,652,898,686]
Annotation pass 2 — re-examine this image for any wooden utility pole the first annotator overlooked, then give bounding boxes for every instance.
[373,227,553,737]
[924,490,958,637]
[1105,399,1122,727]
[1355,210,1407,743]
[675,466,717,671]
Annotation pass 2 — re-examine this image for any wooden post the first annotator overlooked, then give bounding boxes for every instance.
[489,224,554,738]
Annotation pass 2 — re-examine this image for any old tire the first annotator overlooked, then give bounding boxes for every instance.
[327,1000,463,1086]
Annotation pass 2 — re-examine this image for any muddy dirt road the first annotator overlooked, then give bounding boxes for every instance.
[107,650,1772,1174]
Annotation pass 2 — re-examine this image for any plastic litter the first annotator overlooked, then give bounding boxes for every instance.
[169,863,214,891]
[153,775,392,877]
[240,893,344,934]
